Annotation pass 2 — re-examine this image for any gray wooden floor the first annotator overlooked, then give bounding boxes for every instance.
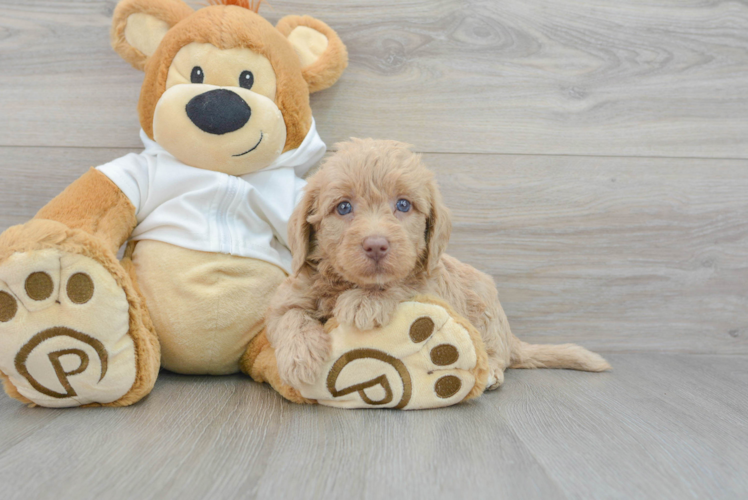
[1,354,747,499]
[1,0,747,499]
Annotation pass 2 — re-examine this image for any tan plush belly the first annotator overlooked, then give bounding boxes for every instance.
[131,241,286,375]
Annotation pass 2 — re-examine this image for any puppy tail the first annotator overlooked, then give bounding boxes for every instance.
[509,341,611,372]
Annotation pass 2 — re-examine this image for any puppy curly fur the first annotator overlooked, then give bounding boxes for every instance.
[267,139,611,388]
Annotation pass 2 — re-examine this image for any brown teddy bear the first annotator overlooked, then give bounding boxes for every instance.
[0,0,347,407]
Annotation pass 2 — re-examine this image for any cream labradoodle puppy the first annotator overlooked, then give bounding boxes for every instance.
[267,139,610,389]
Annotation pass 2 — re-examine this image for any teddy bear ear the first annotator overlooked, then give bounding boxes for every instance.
[276,15,348,93]
[111,0,194,71]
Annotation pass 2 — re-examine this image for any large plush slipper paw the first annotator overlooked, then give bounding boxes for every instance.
[0,249,138,407]
[296,297,489,410]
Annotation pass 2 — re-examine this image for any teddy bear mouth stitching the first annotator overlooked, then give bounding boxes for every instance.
[232,131,263,157]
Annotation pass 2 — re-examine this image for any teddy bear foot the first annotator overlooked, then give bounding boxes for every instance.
[297,297,489,410]
[0,249,140,407]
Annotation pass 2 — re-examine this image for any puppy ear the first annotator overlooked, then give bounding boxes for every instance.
[424,177,452,273]
[288,183,319,276]
[111,0,193,71]
[276,15,348,93]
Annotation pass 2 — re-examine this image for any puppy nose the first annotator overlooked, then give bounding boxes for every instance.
[362,236,390,262]
[186,89,251,135]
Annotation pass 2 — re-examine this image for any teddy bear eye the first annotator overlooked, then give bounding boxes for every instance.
[337,201,352,216]
[239,70,254,90]
[396,199,411,212]
[190,66,204,84]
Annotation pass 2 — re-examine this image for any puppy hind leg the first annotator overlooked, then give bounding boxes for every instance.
[478,314,511,390]
[486,356,506,390]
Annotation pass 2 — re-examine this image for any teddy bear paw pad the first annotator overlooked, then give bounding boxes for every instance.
[297,300,486,410]
[0,250,136,407]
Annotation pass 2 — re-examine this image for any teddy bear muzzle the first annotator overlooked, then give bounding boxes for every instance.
[186,89,252,135]
[153,83,287,175]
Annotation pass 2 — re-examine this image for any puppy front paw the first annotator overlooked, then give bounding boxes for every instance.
[334,290,398,331]
[275,327,331,387]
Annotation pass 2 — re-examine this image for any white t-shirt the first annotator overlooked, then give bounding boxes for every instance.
[97,119,326,274]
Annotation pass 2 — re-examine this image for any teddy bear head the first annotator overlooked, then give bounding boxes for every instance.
[111,0,347,175]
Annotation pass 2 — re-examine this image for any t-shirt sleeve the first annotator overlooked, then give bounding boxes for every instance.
[250,172,308,250]
[280,175,308,248]
[293,176,308,211]
[96,153,150,216]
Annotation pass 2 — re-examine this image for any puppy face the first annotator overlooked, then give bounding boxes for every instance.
[290,139,452,287]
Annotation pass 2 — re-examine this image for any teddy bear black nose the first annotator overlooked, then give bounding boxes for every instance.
[186,89,251,135]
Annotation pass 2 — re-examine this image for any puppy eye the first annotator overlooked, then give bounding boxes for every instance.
[190,66,204,84]
[337,201,352,216]
[239,70,254,90]
[396,199,411,213]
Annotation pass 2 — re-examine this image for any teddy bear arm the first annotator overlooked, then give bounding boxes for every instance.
[34,168,137,254]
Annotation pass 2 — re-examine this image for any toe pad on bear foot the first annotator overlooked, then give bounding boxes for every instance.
[297,297,488,410]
